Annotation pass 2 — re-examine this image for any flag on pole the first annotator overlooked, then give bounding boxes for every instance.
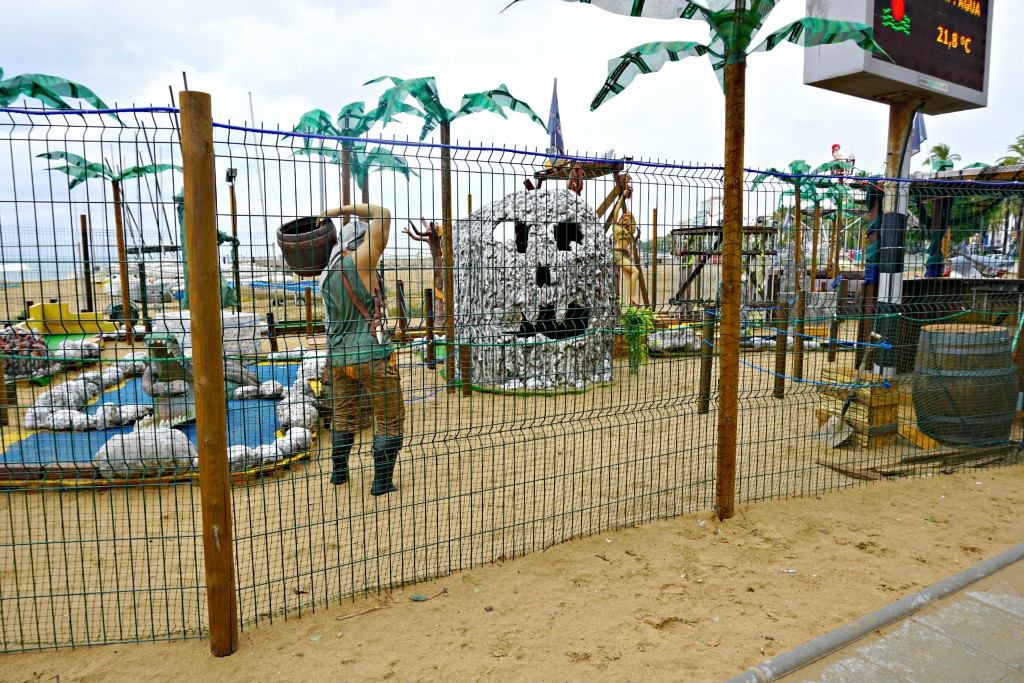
[548,78,564,154]
[910,111,927,157]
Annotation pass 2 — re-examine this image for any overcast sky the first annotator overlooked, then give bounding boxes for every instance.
[5,0,1021,174]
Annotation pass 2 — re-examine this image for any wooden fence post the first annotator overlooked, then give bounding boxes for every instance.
[396,280,409,343]
[80,215,94,313]
[793,291,806,381]
[424,288,436,365]
[440,122,458,393]
[773,301,788,399]
[266,311,278,353]
[698,309,716,414]
[304,286,313,337]
[650,208,658,310]
[180,89,238,657]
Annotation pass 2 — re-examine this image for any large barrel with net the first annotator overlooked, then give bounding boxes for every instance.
[276,216,337,277]
[912,324,1018,446]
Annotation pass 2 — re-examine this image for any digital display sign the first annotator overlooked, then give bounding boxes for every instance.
[871,0,989,92]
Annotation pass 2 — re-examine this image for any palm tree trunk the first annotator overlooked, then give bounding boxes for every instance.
[111,180,134,338]
[341,142,352,210]
[716,57,745,521]
[440,120,460,394]
[792,184,805,381]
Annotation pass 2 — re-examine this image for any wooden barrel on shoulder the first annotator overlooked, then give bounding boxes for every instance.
[276,216,337,277]
[912,324,1018,446]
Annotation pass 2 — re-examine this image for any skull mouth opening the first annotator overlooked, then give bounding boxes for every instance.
[516,302,591,341]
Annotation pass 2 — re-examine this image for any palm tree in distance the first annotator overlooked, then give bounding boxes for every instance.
[923,143,961,171]
[38,151,181,334]
[508,0,889,520]
[996,134,1024,167]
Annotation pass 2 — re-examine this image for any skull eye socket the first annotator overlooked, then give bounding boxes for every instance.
[492,221,530,254]
[536,266,552,287]
[553,221,583,251]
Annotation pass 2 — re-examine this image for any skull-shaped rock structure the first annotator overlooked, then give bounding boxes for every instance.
[453,189,615,391]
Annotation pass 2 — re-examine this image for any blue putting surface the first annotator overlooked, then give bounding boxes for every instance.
[2,363,301,468]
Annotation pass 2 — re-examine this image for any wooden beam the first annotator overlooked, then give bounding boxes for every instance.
[180,89,238,657]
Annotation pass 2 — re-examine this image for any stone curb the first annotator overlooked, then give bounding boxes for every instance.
[724,541,1024,683]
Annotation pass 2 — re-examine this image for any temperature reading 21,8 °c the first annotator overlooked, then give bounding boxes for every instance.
[936,25,973,53]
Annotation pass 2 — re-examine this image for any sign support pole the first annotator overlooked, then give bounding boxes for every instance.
[871,96,921,377]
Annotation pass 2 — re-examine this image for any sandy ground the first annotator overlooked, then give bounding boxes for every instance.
[0,465,1021,682]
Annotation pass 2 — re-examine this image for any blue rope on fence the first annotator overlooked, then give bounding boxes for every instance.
[404,378,459,403]
[742,322,893,349]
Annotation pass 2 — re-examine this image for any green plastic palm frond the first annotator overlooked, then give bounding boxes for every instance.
[590,41,709,110]
[366,75,451,137]
[288,108,341,151]
[336,102,376,138]
[453,84,546,130]
[0,72,123,124]
[115,164,182,183]
[751,18,889,59]
[350,146,418,190]
[37,150,115,190]
[293,109,340,136]
[751,160,811,189]
[292,145,347,163]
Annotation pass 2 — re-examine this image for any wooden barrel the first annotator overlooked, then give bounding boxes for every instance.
[276,217,337,277]
[912,324,1018,446]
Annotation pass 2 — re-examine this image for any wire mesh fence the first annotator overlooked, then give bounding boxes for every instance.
[1,103,1023,651]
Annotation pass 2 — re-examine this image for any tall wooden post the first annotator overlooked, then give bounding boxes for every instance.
[228,174,242,314]
[79,215,94,313]
[180,90,238,657]
[715,57,745,521]
[871,98,919,377]
[266,310,278,353]
[793,291,806,380]
[111,182,134,339]
[440,121,460,393]
[424,288,436,365]
[341,143,352,210]
[811,203,821,292]
[650,208,659,310]
[396,280,409,343]
[698,308,715,414]
[773,301,788,399]
[304,286,313,336]
[794,185,803,300]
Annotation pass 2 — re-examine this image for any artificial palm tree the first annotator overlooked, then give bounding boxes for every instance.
[290,101,418,207]
[922,143,960,171]
[515,0,888,519]
[366,76,547,392]
[38,151,181,333]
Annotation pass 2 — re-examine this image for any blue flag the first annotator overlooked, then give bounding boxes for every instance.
[910,111,927,157]
[548,78,564,154]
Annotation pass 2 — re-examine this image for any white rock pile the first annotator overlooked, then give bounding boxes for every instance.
[93,426,196,478]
